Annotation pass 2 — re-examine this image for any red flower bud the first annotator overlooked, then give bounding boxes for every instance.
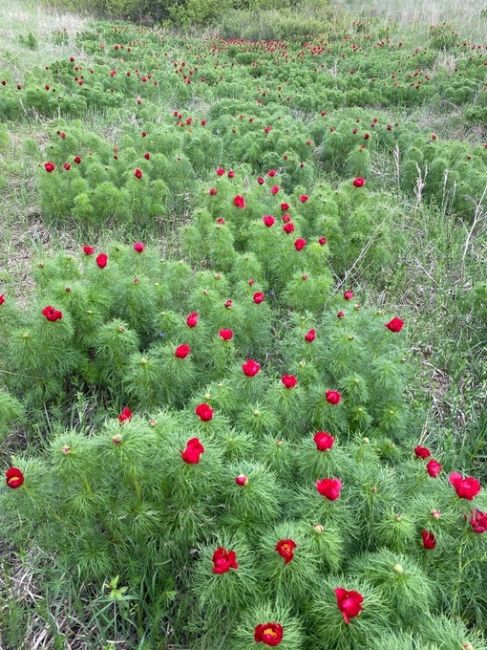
[257,176,265,185]
[253,292,265,304]
[421,529,436,550]
[304,328,316,342]
[216,167,225,176]
[314,431,335,451]
[271,185,279,195]
[281,374,298,389]
[74,156,81,164]
[83,245,95,255]
[44,162,56,172]
[134,168,143,179]
[343,290,354,300]
[233,194,246,208]
[316,477,342,500]
[353,177,366,187]
[282,222,295,234]
[186,311,199,328]
[219,328,233,341]
[263,215,275,227]
[337,310,345,318]
[96,253,108,268]
[426,459,442,478]
[175,344,191,359]
[280,202,289,211]
[299,194,309,203]
[325,390,341,405]
[242,359,261,377]
[133,241,144,253]
[414,445,431,459]
[235,474,248,486]
[318,236,327,245]
[294,238,306,251]
[195,403,213,422]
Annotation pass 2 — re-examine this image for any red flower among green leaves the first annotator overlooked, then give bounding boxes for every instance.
[96,253,108,268]
[449,473,481,500]
[414,445,431,459]
[44,162,55,172]
[195,403,213,422]
[335,587,363,624]
[212,547,238,574]
[343,290,354,301]
[421,529,436,549]
[235,474,249,486]
[316,477,342,500]
[426,459,442,478]
[42,306,63,322]
[281,374,298,389]
[385,317,404,332]
[83,245,94,256]
[275,539,297,564]
[469,509,487,534]
[353,177,366,187]
[5,467,24,489]
[181,437,205,464]
[133,241,145,253]
[134,168,143,179]
[254,623,283,646]
[219,328,233,341]
[175,344,191,359]
[299,194,309,203]
[294,238,306,251]
[233,195,246,208]
[186,311,199,328]
[263,215,275,227]
[253,292,265,304]
[314,431,335,451]
[242,359,261,377]
[325,390,341,405]
[304,328,316,342]
[118,406,133,424]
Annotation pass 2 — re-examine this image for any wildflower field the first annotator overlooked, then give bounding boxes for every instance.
[0,0,486,647]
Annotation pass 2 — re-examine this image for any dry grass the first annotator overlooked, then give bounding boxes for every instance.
[336,0,487,40]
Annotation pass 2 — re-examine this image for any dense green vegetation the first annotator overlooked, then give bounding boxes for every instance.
[0,1,485,648]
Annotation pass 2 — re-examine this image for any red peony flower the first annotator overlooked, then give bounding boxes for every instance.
[275,539,297,564]
[233,195,246,208]
[316,477,342,500]
[281,374,298,389]
[224,299,233,309]
[118,406,133,423]
[337,310,345,318]
[253,292,265,304]
[449,472,481,500]
[267,169,277,177]
[270,185,280,195]
[212,547,238,574]
[133,241,144,253]
[96,253,108,269]
[385,317,404,332]
[469,509,487,533]
[195,403,213,422]
[209,187,217,196]
[280,202,289,211]
[228,169,235,178]
[175,343,191,359]
[186,311,199,328]
[343,290,354,301]
[263,215,275,227]
[181,437,205,464]
[216,217,225,224]
[414,445,431,459]
[144,152,151,160]
[426,459,442,478]
[282,213,291,223]
[325,390,342,405]
[353,177,366,187]
[63,162,71,171]
[242,359,261,377]
[74,156,81,164]
[421,529,436,550]
[42,305,63,322]
[283,222,295,234]
[257,176,265,185]
[318,236,327,245]
[304,328,316,342]
[254,623,283,646]
[134,168,143,179]
[5,467,24,489]
[299,194,309,203]
[235,474,249,486]
[335,588,363,624]
[44,162,55,173]
[294,238,306,251]
[83,245,94,255]
[314,431,335,451]
[219,328,233,341]
[216,167,225,176]
[0,294,5,305]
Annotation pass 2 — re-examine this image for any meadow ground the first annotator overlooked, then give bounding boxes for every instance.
[0,0,486,647]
